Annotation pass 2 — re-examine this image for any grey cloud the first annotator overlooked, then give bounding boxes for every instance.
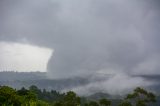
[0,0,160,93]
[69,74,155,95]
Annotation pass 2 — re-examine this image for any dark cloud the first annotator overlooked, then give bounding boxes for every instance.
[0,0,160,94]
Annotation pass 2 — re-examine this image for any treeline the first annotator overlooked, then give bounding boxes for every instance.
[0,85,157,106]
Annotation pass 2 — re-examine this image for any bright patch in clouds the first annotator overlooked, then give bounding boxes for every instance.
[0,42,53,72]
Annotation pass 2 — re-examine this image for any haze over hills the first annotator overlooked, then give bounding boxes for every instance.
[0,71,89,91]
[0,71,160,96]
[1,71,160,106]
[0,71,47,81]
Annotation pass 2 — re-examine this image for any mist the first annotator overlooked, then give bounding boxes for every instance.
[0,0,160,94]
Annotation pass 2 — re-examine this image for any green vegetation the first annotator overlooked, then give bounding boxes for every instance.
[0,85,157,106]
[119,87,156,106]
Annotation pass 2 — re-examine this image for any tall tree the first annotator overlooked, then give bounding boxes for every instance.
[119,87,156,106]
[99,98,111,106]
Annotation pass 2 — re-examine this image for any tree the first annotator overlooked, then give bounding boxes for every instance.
[25,91,37,101]
[54,101,63,106]
[99,98,111,106]
[62,91,81,106]
[17,87,29,96]
[118,101,132,106]
[88,101,99,106]
[119,87,156,106]
[29,85,41,94]
[0,86,22,105]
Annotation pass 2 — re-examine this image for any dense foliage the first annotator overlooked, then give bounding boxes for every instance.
[119,87,156,106]
[0,85,157,106]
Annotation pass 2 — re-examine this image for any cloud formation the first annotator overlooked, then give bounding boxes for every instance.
[0,0,160,94]
[0,42,52,72]
[69,73,155,95]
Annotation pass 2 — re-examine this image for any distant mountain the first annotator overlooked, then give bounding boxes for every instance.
[0,71,47,81]
[0,71,90,91]
[134,75,160,81]
[87,92,122,100]
[0,71,160,96]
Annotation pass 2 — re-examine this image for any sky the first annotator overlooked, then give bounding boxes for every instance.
[0,0,160,94]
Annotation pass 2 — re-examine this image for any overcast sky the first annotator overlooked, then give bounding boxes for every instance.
[0,0,160,94]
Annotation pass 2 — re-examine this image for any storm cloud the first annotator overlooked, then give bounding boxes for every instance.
[0,0,160,94]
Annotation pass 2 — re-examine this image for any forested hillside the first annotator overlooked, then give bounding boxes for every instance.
[0,85,158,106]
